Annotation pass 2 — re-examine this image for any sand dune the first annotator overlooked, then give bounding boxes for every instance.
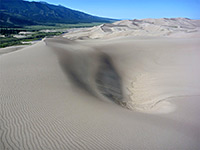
[1,18,200,149]
[63,18,200,39]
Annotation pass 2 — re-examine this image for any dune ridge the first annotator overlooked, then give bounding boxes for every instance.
[63,18,200,39]
[1,18,200,149]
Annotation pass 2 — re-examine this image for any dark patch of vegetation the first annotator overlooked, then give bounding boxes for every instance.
[0,28,27,36]
[0,32,62,48]
[24,23,104,30]
[0,37,22,48]
[0,23,102,35]
[0,22,106,48]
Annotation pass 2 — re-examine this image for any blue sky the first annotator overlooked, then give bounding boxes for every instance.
[28,0,200,19]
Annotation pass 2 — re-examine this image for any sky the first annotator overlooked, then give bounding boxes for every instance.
[28,0,200,19]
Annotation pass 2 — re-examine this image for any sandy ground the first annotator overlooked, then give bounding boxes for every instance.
[1,18,200,150]
[0,45,30,55]
[0,40,40,56]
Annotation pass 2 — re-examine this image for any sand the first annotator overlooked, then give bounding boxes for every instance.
[63,18,200,39]
[1,18,200,150]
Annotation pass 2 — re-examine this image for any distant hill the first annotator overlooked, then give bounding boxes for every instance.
[0,0,116,27]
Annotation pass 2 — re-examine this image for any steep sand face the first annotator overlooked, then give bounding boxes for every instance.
[69,37,200,113]
[98,38,200,113]
[1,18,200,149]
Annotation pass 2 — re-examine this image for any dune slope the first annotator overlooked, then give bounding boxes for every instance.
[1,18,200,150]
[63,18,200,39]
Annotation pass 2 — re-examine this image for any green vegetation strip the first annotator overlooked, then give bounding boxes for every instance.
[0,32,62,48]
[24,23,103,30]
[0,23,103,48]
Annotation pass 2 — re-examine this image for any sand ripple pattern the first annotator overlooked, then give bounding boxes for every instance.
[1,36,200,150]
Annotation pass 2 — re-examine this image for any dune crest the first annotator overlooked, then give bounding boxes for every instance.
[63,18,200,39]
[1,18,200,149]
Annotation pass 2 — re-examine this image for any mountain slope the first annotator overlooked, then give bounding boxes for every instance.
[0,0,116,27]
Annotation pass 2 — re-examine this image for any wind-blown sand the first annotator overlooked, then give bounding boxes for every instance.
[1,18,200,150]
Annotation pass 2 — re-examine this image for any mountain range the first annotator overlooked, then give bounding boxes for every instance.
[0,0,116,27]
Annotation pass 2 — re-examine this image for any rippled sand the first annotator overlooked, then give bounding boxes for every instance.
[1,18,200,150]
